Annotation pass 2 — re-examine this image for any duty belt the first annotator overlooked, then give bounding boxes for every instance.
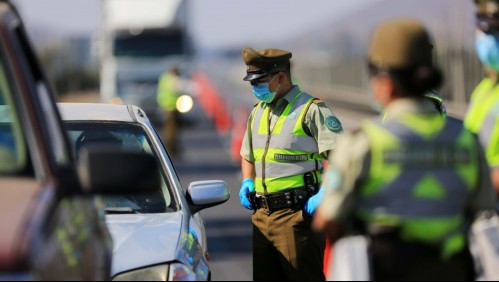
[254,187,312,212]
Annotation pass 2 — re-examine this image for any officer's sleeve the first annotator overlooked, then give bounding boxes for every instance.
[316,130,370,222]
[240,107,256,163]
[304,101,343,155]
[485,115,499,168]
[468,139,496,214]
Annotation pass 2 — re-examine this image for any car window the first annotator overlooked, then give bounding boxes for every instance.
[64,122,178,213]
[0,60,27,174]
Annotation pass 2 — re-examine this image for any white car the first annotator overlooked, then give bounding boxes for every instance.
[58,103,230,281]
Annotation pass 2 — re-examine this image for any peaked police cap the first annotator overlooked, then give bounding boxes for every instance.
[242,47,292,81]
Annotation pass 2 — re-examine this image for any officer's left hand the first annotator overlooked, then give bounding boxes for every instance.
[303,188,324,216]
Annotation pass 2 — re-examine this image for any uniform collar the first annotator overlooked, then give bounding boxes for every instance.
[383,97,438,121]
[282,85,302,103]
[270,85,301,109]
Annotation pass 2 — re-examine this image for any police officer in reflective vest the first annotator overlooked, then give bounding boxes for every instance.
[467,0,499,197]
[238,47,343,281]
[157,66,182,156]
[313,19,495,280]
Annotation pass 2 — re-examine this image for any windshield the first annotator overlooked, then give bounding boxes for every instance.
[113,31,185,57]
[64,122,178,213]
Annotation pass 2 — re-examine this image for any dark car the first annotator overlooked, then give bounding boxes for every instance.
[0,1,159,280]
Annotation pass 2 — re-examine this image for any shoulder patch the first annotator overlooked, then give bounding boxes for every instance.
[325,116,343,133]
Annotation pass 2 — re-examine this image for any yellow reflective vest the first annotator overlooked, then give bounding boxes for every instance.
[250,92,324,194]
[359,114,479,259]
[157,72,181,112]
[465,78,499,167]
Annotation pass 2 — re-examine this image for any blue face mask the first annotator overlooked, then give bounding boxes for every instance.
[252,75,279,103]
[475,31,499,71]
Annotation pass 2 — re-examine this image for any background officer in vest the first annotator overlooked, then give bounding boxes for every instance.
[313,19,495,280]
[157,65,182,157]
[467,0,499,197]
[238,47,343,281]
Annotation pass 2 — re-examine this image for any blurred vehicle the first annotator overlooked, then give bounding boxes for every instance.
[99,0,195,128]
[58,103,230,281]
[0,0,160,280]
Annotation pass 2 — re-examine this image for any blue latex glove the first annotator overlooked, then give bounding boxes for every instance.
[304,187,324,216]
[239,178,255,210]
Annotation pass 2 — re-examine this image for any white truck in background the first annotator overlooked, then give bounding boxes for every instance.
[99,0,192,127]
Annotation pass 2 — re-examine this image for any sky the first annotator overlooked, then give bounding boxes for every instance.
[11,0,377,49]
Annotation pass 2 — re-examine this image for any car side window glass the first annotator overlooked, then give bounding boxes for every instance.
[64,123,177,213]
[0,61,27,174]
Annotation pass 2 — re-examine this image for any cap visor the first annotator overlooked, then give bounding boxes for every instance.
[243,72,266,81]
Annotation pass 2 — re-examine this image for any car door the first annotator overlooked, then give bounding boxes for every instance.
[0,2,112,280]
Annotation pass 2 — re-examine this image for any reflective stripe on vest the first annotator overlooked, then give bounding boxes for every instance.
[359,115,479,258]
[465,78,499,166]
[251,91,324,194]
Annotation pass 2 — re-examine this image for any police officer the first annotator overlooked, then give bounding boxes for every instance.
[157,66,182,156]
[467,0,499,196]
[238,47,343,281]
[313,19,495,280]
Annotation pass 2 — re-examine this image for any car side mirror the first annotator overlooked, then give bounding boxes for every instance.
[187,180,230,214]
[77,147,161,195]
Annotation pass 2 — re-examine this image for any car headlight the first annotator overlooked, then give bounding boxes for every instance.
[112,263,196,281]
[168,263,196,281]
[113,264,168,281]
[176,95,193,113]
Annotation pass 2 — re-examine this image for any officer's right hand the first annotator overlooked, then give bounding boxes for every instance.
[239,178,255,210]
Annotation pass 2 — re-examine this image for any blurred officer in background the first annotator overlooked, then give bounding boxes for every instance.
[313,19,495,280]
[238,47,343,281]
[467,0,499,196]
[157,66,182,156]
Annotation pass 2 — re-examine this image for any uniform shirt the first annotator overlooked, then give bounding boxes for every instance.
[317,98,496,222]
[240,85,343,162]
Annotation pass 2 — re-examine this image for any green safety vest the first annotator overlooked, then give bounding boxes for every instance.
[157,72,181,111]
[359,114,479,259]
[465,78,499,167]
[250,91,324,194]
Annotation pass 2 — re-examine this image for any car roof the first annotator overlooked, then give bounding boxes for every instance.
[57,103,138,122]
